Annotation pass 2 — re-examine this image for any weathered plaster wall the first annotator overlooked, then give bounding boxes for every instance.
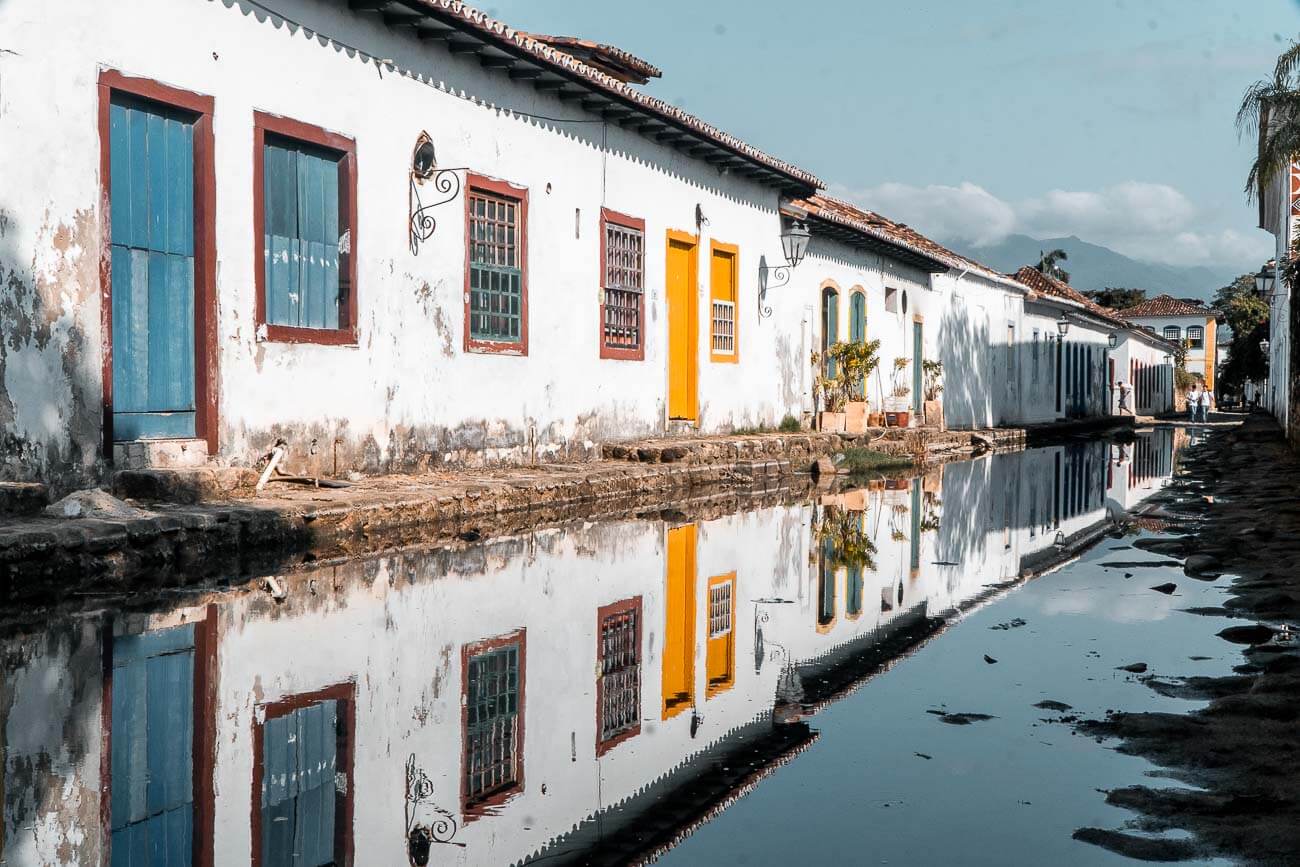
[0,26,106,489]
[0,620,103,867]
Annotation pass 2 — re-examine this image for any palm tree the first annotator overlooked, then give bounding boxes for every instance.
[1035,248,1070,282]
[1238,38,1300,199]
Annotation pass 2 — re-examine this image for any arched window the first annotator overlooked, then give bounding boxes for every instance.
[849,291,867,344]
[1163,325,1181,340]
[821,286,839,378]
[1186,325,1204,349]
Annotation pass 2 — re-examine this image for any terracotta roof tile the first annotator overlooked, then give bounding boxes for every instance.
[1010,268,1178,350]
[794,195,1021,287]
[521,33,662,84]
[1119,294,1211,318]
[396,1,820,190]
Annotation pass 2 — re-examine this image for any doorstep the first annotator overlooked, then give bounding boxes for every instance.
[113,437,209,470]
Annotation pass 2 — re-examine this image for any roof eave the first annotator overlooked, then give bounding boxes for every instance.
[348,0,820,195]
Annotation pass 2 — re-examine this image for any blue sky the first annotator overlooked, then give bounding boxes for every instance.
[486,0,1300,271]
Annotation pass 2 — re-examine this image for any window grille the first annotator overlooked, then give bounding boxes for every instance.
[711,300,736,355]
[465,644,520,805]
[709,580,733,638]
[598,608,640,744]
[603,221,644,351]
[1162,325,1181,340]
[1186,326,1204,349]
[468,191,522,344]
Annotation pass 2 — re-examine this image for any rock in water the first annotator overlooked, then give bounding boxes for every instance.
[43,489,150,520]
[1216,624,1278,645]
[1034,700,1073,711]
[983,654,998,664]
[1151,582,1177,595]
[1117,662,1149,673]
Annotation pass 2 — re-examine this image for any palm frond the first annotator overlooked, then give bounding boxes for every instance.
[1274,39,1300,88]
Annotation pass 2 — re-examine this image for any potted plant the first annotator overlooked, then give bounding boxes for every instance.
[826,339,881,434]
[885,357,911,427]
[817,375,847,432]
[921,359,944,429]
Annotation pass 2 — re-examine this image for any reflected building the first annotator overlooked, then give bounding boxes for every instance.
[0,436,1181,867]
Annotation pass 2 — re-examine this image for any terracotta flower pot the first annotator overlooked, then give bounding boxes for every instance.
[867,412,885,428]
[844,401,868,433]
[818,411,846,432]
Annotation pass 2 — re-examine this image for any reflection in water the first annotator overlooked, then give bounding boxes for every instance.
[0,432,1180,867]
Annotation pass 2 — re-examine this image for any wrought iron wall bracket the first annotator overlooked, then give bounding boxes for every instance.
[756,262,793,320]
[409,168,468,256]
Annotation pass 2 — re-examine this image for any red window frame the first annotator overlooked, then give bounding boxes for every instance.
[595,596,643,756]
[249,681,357,867]
[464,174,529,355]
[599,208,647,361]
[461,628,527,819]
[253,111,358,346]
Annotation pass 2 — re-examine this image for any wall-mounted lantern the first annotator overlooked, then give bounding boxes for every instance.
[1056,314,1071,337]
[1255,263,1277,298]
[1107,332,1118,349]
[1261,338,1271,354]
[408,131,467,256]
[757,220,811,320]
[1162,353,1173,364]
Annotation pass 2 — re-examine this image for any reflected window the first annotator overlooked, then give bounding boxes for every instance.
[817,536,837,631]
[846,565,863,619]
[110,624,199,865]
[597,598,642,755]
[463,631,525,813]
[663,525,697,719]
[706,573,736,698]
[256,687,353,867]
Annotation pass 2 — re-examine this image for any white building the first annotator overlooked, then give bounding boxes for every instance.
[1118,295,1220,393]
[1257,154,1295,432]
[0,0,1178,497]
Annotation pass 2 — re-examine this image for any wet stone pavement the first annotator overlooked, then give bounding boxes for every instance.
[2,423,1295,865]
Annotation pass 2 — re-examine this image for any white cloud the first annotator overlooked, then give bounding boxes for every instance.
[829,180,1271,269]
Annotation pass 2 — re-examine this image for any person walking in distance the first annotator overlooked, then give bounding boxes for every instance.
[1199,386,1214,423]
[1187,384,1201,422]
[1116,380,1134,416]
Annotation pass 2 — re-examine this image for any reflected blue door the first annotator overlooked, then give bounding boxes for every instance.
[109,97,197,440]
[912,321,923,415]
[111,623,196,867]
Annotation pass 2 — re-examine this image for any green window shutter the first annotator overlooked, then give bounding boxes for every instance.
[264,140,341,330]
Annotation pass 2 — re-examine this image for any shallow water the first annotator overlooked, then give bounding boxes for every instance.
[0,427,1241,866]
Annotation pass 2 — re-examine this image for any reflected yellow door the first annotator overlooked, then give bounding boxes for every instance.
[667,233,698,421]
[662,524,697,718]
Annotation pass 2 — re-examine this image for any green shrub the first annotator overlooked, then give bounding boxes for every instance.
[778,414,801,432]
[839,447,914,473]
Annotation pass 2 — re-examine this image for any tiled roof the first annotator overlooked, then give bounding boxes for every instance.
[521,34,662,84]
[1119,294,1210,318]
[361,1,821,191]
[1010,268,1178,349]
[793,195,1030,289]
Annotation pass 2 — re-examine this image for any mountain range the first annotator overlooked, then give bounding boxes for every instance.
[946,234,1244,301]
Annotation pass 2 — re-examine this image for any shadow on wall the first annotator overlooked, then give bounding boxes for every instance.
[937,303,993,429]
[0,202,105,494]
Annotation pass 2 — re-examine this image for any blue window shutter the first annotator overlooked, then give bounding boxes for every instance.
[265,140,341,331]
[260,699,338,867]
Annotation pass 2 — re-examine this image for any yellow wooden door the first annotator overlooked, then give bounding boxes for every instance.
[666,233,698,421]
[662,524,697,719]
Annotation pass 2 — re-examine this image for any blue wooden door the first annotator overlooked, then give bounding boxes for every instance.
[109,97,197,440]
[912,321,923,415]
[111,623,196,867]
[261,700,339,867]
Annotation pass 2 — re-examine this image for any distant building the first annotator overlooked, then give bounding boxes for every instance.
[1119,295,1220,390]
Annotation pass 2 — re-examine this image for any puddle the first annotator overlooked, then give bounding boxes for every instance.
[0,427,1241,865]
